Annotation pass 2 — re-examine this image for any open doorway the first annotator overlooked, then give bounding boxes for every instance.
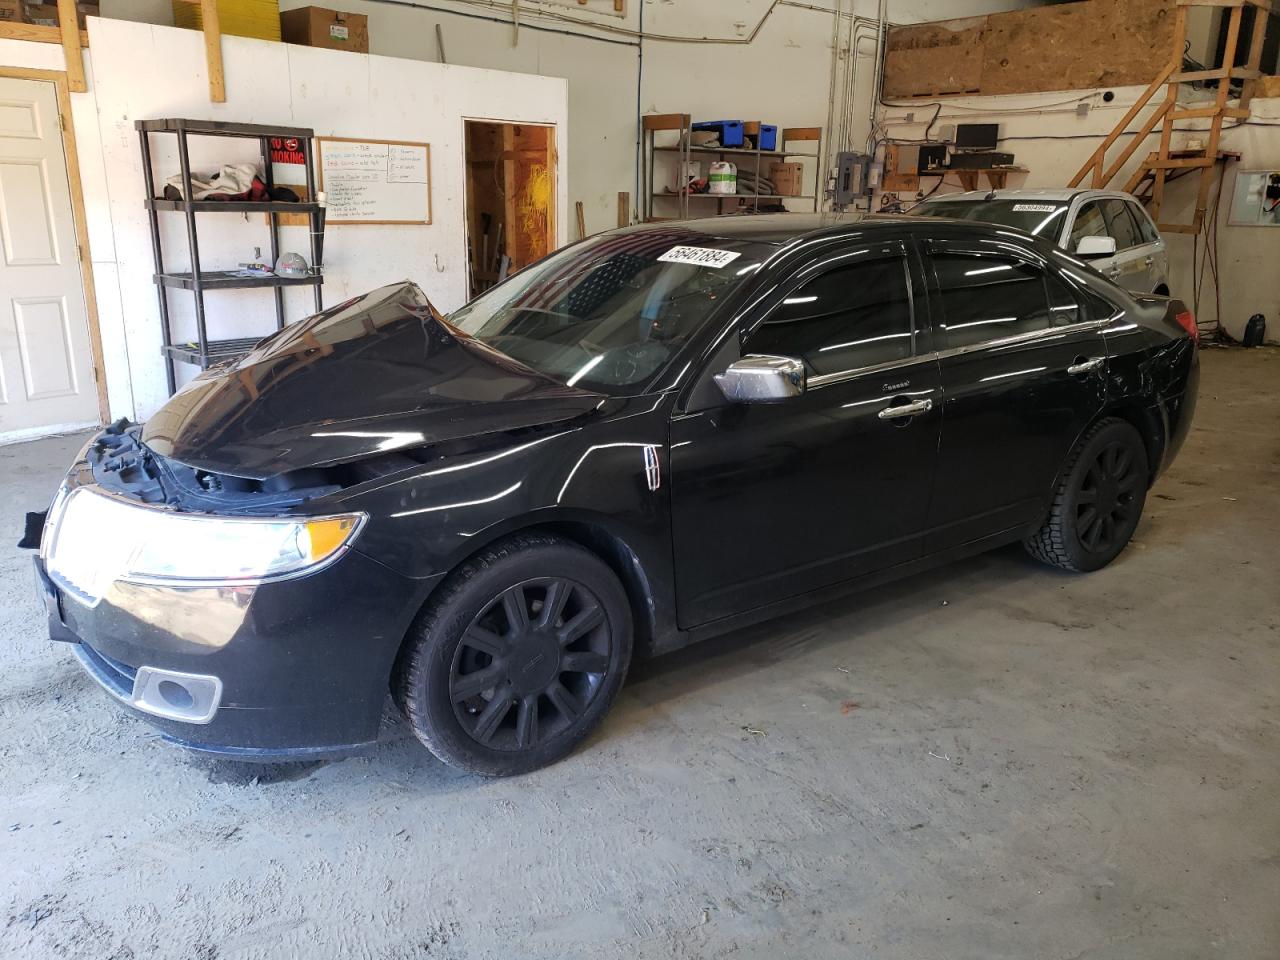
[463,120,556,300]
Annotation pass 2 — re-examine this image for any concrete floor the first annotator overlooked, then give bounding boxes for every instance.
[1,347,1277,960]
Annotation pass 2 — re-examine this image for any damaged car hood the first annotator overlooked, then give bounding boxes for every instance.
[143,282,603,480]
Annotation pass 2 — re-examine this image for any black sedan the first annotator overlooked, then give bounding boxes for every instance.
[32,214,1199,775]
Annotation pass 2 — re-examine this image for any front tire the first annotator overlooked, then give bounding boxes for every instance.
[1025,418,1149,573]
[397,533,633,776]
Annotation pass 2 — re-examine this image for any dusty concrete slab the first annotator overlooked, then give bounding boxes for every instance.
[1,348,1277,960]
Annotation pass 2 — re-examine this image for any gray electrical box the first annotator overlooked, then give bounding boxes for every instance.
[835,152,870,206]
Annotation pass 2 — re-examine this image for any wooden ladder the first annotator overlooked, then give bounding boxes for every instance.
[1069,0,1270,234]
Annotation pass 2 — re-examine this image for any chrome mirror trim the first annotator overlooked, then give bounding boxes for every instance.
[715,354,806,403]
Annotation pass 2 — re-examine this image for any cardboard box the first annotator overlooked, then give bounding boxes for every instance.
[769,162,804,198]
[0,0,23,23]
[22,1,98,26]
[280,6,368,53]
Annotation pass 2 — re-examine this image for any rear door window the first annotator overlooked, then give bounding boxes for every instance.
[745,255,914,375]
[1126,201,1161,245]
[1102,199,1143,250]
[930,252,1055,349]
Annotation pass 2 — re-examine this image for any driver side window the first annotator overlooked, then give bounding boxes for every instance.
[1069,202,1108,250]
[744,257,914,376]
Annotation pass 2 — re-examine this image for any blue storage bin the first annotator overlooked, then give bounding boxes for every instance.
[755,124,778,151]
[692,120,744,148]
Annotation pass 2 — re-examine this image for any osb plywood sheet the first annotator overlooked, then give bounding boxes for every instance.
[980,0,1174,95]
[883,0,1176,98]
[884,26,984,97]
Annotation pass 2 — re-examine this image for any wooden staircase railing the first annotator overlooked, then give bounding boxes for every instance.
[1069,0,1270,235]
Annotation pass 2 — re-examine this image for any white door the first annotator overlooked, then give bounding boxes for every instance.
[0,77,98,443]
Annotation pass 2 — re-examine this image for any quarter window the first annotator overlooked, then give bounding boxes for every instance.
[932,253,1063,349]
[745,257,913,375]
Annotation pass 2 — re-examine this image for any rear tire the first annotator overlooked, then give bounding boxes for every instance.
[396,533,632,776]
[1024,418,1149,573]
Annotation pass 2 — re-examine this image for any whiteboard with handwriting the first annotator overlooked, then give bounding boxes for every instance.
[317,138,432,224]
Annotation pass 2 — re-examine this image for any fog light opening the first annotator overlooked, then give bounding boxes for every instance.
[157,679,195,710]
[130,666,222,724]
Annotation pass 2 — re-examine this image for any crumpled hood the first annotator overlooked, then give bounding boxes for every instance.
[142,281,602,479]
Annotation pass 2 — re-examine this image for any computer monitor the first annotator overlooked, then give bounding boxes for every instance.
[954,123,999,152]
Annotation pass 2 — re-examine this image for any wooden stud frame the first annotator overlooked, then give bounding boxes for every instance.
[170,0,225,103]
[0,66,109,423]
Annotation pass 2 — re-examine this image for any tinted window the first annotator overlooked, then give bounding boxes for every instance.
[1046,271,1082,327]
[932,253,1055,349]
[1127,202,1160,244]
[449,231,770,394]
[914,198,1070,238]
[1103,199,1143,249]
[1069,202,1108,251]
[745,257,913,375]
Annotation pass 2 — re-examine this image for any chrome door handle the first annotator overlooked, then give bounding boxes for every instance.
[1107,266,1122,277]
[1145,256,1154,266]
[1067,357,1105,376]
[878,398,933,420]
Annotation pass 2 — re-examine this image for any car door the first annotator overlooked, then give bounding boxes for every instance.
[1121,198,1169,293]
[922,239,1110,553]
[669,240,942,628]
[1099,198,1158,294]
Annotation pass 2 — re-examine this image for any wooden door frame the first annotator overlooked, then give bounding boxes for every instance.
[0,65,109,425]
[461,116,559,299]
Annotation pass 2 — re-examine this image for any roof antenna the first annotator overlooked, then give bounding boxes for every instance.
[985,187,998,201]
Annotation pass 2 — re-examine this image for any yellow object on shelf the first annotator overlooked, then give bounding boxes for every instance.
[173,0,280,41]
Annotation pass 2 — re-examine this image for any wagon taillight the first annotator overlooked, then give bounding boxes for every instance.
[1174,309,1198,345]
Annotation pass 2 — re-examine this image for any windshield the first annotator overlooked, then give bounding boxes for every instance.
[914,199,1071,240]
[448,230,770,395]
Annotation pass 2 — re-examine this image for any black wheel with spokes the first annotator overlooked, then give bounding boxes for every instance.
[397,534,632,775]
[1025,417,1149,573]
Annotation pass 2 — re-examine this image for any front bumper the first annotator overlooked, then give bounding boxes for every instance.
[37,543,438,761]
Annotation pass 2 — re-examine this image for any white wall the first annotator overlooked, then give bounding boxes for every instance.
[70,17,568,419]
[878,87,1280,342]
[95,0,1042,233]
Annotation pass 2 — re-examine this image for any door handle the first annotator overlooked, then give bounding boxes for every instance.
[878,397,933,420]
[1067,357,1105,376]
[1107,265,1122,278]
[1145,256,1155,267]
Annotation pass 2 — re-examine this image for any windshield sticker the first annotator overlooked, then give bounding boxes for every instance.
[658,246,742,269]
[1012,203,1059,213]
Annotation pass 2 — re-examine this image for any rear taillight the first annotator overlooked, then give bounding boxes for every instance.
[1175,310,1199,345]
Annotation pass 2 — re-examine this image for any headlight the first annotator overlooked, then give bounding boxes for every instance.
[46,487,364,604]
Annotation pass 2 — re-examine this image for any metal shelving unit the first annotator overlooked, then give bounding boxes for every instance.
[641,113,823,221]
[138,118,325,394]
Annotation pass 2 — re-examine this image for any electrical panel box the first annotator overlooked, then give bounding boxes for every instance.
[835,152,870,206]
[1229,170,1280,226]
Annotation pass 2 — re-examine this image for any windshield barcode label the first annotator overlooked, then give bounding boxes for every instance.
[1012,203,1058,212]
[658,246,742,268]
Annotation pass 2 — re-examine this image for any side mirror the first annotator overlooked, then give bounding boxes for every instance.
[1075,235,1118,259]
[714,354,806,403]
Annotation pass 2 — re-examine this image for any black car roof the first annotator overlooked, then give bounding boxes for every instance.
[616,212,1035,247]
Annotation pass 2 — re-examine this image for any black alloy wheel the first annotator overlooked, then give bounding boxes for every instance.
[1074,439,1143,555]
[1025,417,1149,573]
[449,578,612,752]
[397,533,633,776]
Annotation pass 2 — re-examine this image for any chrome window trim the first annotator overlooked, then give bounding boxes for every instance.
[934,317,1111,361]
[805,317,1110,391]
[807,352,938,390]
